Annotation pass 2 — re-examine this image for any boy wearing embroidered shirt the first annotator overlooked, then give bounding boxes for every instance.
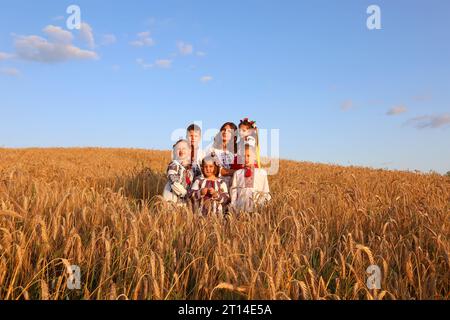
[186,123,205,179]
[230,141,271,212]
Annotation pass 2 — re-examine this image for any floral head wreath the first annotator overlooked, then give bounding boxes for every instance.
[240,117,257,129]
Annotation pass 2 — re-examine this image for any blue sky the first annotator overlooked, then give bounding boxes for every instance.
[0,0,449,173]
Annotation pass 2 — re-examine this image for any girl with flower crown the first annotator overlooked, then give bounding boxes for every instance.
[232,117,261,171]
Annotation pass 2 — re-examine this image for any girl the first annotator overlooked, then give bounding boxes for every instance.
[230,141,271,212]
[190,155,230,215]
[209,122,238,190]
[233,118,260,170]
[163,139,194,204]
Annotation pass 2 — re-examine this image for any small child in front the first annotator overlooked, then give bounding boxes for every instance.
[230,142,271,212]
[190,155,229,215]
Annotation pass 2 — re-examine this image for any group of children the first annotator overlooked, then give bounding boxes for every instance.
[162,118,271,215]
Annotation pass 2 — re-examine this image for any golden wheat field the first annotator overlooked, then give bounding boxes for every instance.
[0,148,448,300]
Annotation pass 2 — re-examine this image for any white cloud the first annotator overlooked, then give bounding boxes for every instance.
[130,31,154,47]
[200,75,213,83]
[0,52,13,60]
[177,41,193,55]
[0,67,20,77]
[14,25,98,63]
[101,34,117,46]
[387,105,408,116]
[43,25,73,44]
[341,100,354,111]
[79,22,95,49]
[196,51,206,57]
[405,114,450,129]
[136,58,153,69]
[137,58,172,69]
[155,59,172,68]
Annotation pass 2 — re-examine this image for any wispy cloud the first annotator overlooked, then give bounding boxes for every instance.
[387,105,408,116]
[13,25,98,63]
[405,114,450,129]
[155,59,172,68]
[412,93,432,102]
[177,41,193,55]
[341,100,354,111]
[44,25,73,44]
[101,34,116,46]
[196,51,206,57]
[136,58,152,69]
[0,52,14,60]
[130,31,154,47]
[136,58,172,69]
[52,16,65,21]
[200,75,213,83]
[0,67,20,77]
[79,23,95,49]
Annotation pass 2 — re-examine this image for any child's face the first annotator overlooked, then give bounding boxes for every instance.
[239,125,253,138]
[245,148,256,166]
[188,130,201,147]
[203,162,216,178]
[176,143,189,162]
[221,125,234,143]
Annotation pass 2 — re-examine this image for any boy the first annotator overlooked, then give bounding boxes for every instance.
[230,141,271,212]
[186,123,205,179]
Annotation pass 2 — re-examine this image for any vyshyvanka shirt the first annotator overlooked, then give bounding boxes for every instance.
[208,148,235,189]
[189,177,229,215]
[163,160,194,204]
[230,167,271,212]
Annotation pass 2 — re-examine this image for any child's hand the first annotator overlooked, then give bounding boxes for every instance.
[201,188,208,196]
[209,188,218,198]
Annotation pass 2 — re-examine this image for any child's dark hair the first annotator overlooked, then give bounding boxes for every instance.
[220,122,238,154]
[201,157,220,177]
[239,118,257,129]
[186,123,201,133]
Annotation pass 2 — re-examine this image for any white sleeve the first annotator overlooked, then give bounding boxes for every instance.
[198,148,205,162]
[191,179,200,192]
[230,171,238,205]
[263,172,271,201]
[258,170,271,202]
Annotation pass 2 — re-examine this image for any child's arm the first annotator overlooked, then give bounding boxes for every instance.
[167,162,180,184]
[230,171,238,206]
[188,179,202,200]
[216,181,230,204]
[261,170,271,202]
